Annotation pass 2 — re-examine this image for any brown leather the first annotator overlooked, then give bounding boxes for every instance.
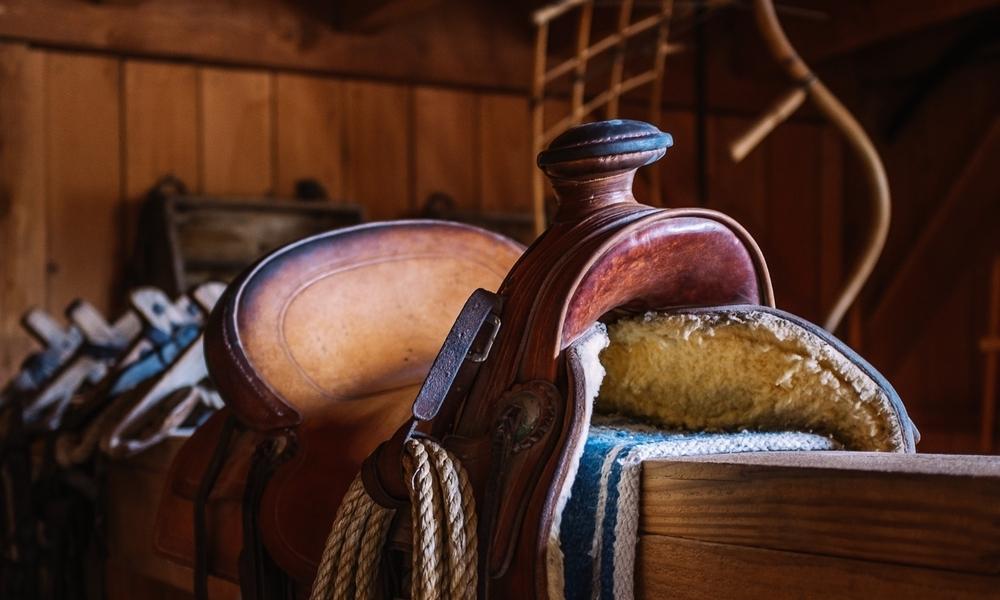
[155,409,259,580]
[154,221,523,584]
[158,119,776,597]
[362,120,775,597]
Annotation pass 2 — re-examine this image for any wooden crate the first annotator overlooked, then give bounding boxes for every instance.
[150,193,364,295]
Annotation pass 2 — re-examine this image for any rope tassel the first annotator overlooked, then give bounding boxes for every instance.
[310,438,478,600]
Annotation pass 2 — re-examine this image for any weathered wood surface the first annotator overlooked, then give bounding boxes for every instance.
[163,197,362,290]
[123,60,200,252]
[341,81,413,221]
[0,0,531,92]
[414,88,480,211]
[200,68,274,197]
[275,74,346,200]
[638,535,1000,600]
[867,119,1000,375]
[105,445,999,597]
[0,44,46,379]
[2,7,995,452]
[639,451,1000,598]
[44,51,123,314]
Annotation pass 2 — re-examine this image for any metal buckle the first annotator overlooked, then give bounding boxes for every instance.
[468,314,501,363]
[410,289,502,422]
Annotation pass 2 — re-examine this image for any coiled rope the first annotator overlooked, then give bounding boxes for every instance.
[310,437,478,600]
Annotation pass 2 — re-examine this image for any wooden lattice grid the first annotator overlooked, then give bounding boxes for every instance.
[530,0,679,234]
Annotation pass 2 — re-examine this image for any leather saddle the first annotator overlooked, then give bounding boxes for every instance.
[330,119,914,598]
[154,221,524,595]
[158,119,916,599]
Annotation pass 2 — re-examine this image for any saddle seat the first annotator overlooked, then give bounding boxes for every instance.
[154,221,524,586]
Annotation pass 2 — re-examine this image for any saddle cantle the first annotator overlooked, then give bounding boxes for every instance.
[154,221,524,594]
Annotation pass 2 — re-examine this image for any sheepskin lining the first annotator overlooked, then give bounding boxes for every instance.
[597,310,906,451]
[547,323,609,600]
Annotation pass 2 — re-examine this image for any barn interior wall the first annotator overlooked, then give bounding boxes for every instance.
[1,1,996,457]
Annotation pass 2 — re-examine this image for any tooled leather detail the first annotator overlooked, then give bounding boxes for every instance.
[494,381,558,454]
[484,381,562,577]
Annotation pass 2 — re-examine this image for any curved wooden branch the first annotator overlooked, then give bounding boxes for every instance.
[751,0,891,332]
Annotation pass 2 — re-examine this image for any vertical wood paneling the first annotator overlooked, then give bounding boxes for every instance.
[0,43,46,379]
[123,60,199,250]
[894,270,980,446]
[765,122,822,320]
[414,87,479,210]
[341,80,412,220]
[274,73,345,199]
[819,126,844,318]
[200,67,272,196]
[45,51,121,314]
[478,94,531,213]
[705,115,767,243]
[659,110,697,207]
[536,97,572,218]
[620,98,670,206]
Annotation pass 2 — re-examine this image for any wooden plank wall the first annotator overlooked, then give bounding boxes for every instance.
[0,41,841,387]
[829,21,1000,453]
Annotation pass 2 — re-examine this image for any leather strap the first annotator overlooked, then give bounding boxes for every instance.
[193,414,239,600]
[363,289,502,507]
[240,436,296,600]
[411,288,502,422]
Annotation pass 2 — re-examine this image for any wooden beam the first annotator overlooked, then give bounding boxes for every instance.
[0,0,531,92]
[786,0,1000,63]
[642,451,1000,577]
[331,0,444,33]
[638,535,1000,599]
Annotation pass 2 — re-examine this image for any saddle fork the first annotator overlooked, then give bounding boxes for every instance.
[361,288,503,508]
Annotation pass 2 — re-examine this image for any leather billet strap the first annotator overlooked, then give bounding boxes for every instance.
[362,288,503,508]
[239,434,297,600]
[192,415,238,600]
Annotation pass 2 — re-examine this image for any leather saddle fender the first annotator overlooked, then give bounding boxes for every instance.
[363,120,774,597]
